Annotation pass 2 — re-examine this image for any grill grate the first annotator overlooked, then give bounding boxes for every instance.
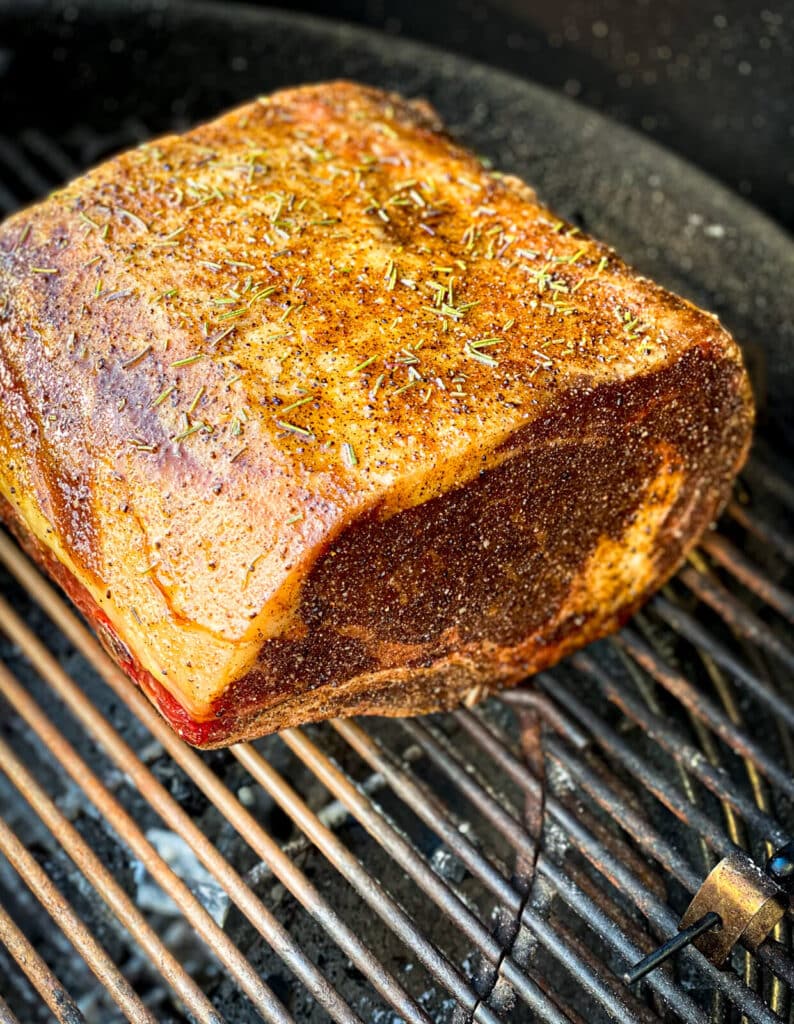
[0,131,793,1024]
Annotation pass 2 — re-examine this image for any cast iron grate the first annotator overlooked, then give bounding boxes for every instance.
[0,125,792,1024]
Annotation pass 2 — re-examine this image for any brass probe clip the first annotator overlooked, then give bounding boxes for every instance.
[624,846,792,985]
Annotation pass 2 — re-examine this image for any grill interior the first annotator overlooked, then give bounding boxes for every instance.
[1,29,794,1024]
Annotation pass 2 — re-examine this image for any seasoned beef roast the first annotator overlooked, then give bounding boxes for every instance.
[0,82,753,746]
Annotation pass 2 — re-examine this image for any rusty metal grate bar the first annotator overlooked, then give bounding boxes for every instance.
[0,131,793,1024]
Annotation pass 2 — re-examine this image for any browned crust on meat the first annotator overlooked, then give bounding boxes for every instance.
[0,81,753,745]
